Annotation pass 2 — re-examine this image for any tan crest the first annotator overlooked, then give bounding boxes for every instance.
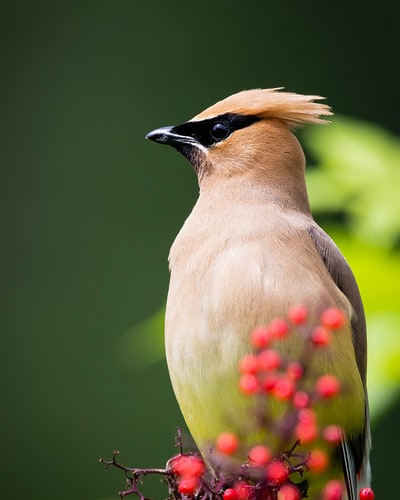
[192,88,332,129]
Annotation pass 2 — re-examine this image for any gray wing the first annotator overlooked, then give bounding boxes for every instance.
[307,224,370,500]
[307,225,367,383]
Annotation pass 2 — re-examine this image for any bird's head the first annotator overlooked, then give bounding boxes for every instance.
[146,89,331,200]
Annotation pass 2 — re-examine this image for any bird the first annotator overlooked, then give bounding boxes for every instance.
[146,88,370,499]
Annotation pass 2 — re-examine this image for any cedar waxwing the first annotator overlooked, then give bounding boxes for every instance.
[146,89,371,499]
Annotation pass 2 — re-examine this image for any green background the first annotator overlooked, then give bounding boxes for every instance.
[1,2,399,499]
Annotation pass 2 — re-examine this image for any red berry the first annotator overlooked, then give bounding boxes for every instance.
[268,318,289,338]
[216,432,239,455]
[316,375,341,398]
[239,354,259,374]
[188,457,205,477]
[266,461,289,485]
[239,373,259,394]
[322,479,344,500]
[308,448,329,474]
[169,454,184,474]
[258,349,281,371]
[296,421,318,444]
[251,326,271,349]
[322,425,343,445]
[178,476,200,495]
[296,409,318,443]
[288,305,308,325]
[273,376,295,400]
[248,444,272,465]
[223,488,239,500]
[359,487,375,499]
[261,373,278,392]
[321,308,346,329]
[298,408,317,424]
[277,484,301,500]
[293,390,310,409]
[311,326,331,346]
[170,454,205,477]
[234,481,253,500]
[287,362,303,380]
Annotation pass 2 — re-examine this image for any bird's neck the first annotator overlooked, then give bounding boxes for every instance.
[198,175,311,214]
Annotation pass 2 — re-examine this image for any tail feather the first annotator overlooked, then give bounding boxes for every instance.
[341,403,371,500]
[341,438,357,500]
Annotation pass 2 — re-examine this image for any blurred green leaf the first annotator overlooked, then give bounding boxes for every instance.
[115,307,165,371]
[367,312,400,418]
[305,116,400,247]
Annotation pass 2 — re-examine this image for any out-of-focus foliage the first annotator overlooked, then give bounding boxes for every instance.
[116,307,165,372]
[304,116,400,419]
[305,116,400,247]
[122,116,400,421]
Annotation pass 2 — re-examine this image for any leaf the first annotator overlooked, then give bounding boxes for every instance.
[305,116,400,247]
[366,312,400,419]
[115,307,165,371]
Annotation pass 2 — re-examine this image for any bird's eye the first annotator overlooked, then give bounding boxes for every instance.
[210,122,230,142]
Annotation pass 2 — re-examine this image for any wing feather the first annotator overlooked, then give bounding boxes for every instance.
[307,224,371,499]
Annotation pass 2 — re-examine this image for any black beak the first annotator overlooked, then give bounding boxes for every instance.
[146,126,197,147]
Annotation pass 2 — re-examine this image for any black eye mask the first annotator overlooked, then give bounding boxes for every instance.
[171,113,260,148]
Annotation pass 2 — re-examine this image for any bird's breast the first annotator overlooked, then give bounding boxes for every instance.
[164,204,362,449]
[167,205,339,335]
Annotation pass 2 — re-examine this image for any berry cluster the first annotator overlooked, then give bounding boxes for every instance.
[101,307,374,500]
[238,306,345,445]
[206,306,349,499]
